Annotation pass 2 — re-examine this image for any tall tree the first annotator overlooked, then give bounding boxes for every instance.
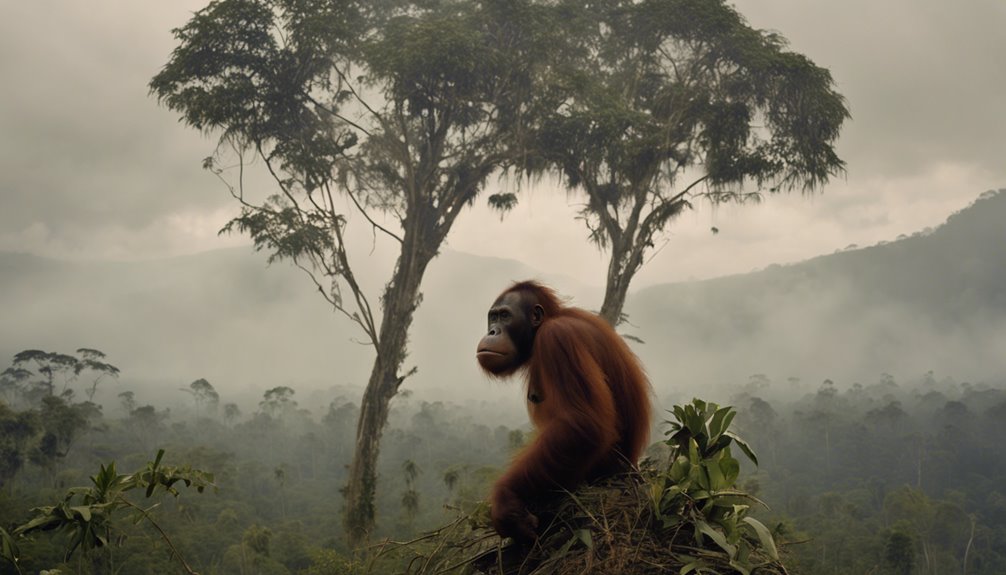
[182,378,220,417]
[75,348,121,402]
[0,403,39,492]
[535,0,849,325]
[151,0,551,543]
[9,350,78,400]
[3,348,118,405]
[259,386,297,419]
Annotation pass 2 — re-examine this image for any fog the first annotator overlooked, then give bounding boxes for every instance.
[2,1,1005,286]
[2,190,1004,419]
[2,1,1006,572]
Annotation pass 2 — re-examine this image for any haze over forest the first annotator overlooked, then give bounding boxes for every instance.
[2,188,1004,415]
[2,0,1006,572]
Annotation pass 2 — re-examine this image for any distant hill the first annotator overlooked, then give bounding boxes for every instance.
[627,188,1006,395]
[0,244,593,410]
[2,189,1004,409]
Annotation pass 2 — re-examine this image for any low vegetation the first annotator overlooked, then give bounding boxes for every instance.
[2,355,1005,573]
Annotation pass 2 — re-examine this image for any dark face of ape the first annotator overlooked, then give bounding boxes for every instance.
[476,290,544,376]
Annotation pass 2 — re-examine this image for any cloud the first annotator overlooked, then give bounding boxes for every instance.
[0,0,225,234]
[0,205,247,261]
[0,0,1003,291]
[734,0,1006,178]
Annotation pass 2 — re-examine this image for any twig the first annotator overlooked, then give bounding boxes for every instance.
[118,498,200,575]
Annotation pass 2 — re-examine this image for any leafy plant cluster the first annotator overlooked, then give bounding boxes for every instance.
[393,399,782,575]
[2,450,213,575]
[651,400,779,574]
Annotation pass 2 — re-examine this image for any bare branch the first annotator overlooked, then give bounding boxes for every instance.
[118,498,200,575]
[332,62,385,126]
[304,91,374,138]
[346,187,404,244]
[292,259,373,343]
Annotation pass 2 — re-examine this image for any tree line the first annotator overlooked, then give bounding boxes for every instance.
[3,350,1005,573]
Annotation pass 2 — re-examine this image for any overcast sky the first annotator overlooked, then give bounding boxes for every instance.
[1,0,1003,288]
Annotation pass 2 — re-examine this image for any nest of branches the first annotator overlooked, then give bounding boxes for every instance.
[387,471,785,575]
[384,400,789,575]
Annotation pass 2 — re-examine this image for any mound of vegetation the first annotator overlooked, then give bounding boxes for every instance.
[389,400,786,575]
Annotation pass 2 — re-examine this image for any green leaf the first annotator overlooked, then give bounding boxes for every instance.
[742,517,779,560]
[71,506,92,522]
[719,455,740,488]
[650,476,667,508]
[661,515,683,529]
[721,411,736,436]
[680,559,705,574]
[708,406,732,441]
[552,532,579,559]
[728,559,752,575]
[706,458,727,490]
[690,461,708,490]
[670,454,691,481]
[711,492,756,508]
[14,512,63,535]
[725,431,759,466]
[695,519,737,558]
[574,529,593,549]
[0,526,19,567]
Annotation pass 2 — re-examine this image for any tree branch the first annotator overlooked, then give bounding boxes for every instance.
[346,186,404,244]
[118,498,200,575]
[332,62,385,127]
[303,92,374,138]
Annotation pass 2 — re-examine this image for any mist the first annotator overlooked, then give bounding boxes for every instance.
[4,191,1004,415]
[2,0,1006,572]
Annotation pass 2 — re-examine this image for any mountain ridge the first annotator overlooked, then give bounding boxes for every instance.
[2,189,1003,405]
[628,188,1006,394]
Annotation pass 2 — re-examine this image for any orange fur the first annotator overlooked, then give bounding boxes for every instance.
[488,281,652,539]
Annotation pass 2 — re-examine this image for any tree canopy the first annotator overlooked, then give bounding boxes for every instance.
[533,0,849,324]
[151,0,556,543]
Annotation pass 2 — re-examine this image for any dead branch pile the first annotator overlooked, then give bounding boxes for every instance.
[386,469,786,575]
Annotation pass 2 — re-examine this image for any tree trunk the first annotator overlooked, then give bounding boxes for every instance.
[343,226,434,545]
[343,363,398,544]
[598,238,642,327]
[599,272,631,327]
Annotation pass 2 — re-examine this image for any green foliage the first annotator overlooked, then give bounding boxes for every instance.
[0,526,22,575]
[260,386,298,418]
[11,449,214,573]
[3,348,119,405]
[151,1,562,541]
[29,397,90,470]
[884,529,915,575]
[302,549,367,575]
[0,403,39,490]
[400,460,422,523]
[243,524,272,556]
[650,399,779,574]
[183,378,220,408]
[3,369,1006,573]
[400,398,782,575]
[529,0,850,323]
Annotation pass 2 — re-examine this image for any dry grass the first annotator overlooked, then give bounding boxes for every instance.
[382,469,788,575]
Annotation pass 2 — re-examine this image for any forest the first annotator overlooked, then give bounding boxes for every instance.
[2,0,1004,573]
[1,360,1005,574]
